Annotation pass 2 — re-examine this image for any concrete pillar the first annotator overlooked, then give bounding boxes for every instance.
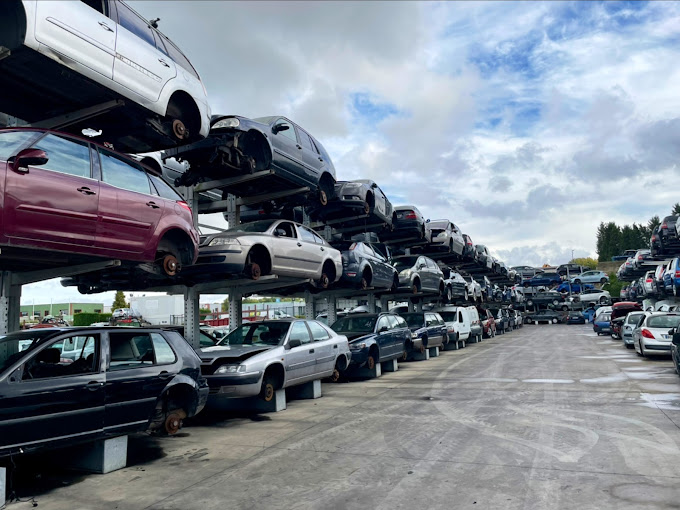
[349,362,381,379]
[183,287,200,349]
[0,272,21,335]
[428,346,440,357]
[367,293,376,313]
[410,349,430,361]
[229,292,242,331]
[255,390,287,412]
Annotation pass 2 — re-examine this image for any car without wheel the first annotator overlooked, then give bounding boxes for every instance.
[200,320,351,398]
[525,309,564,324]
[392,255,444,295]
[172,114,336,206]
[633,313,680,357]
[570,270,609,285]
[330,313,410,370]
[334,241,398,291]
[425,219,465,255]
[186,219,342,289]
[311,179,393,228]
[0,0,210,153]
[0,128,198,278]
[0,327,209,457]
[398,312,448,353]
[573,288,611,305]
[525,291,564,308]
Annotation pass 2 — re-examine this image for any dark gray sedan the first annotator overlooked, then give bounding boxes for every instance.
[335,241,398,290]
[393,255,444,295]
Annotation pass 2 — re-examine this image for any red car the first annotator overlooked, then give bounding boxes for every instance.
[0,128,198,275]
[478,307,497,338]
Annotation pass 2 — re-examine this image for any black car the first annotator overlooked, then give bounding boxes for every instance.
[173,115,336,207]
[335,241,398,290]
[382,205,427,242]
[525,310,564,324]
[234,203,304,224]
[651,226,664,256]
[566,312,586,324]
[660,216,679,247]
[441,267,468,302]
[0,327,209,457]
[462,234,476,261]
[330,313,411,369]
[399,312,449,352]
[556,264,585,277]
[311,179,393,228]
[525,291,565,308]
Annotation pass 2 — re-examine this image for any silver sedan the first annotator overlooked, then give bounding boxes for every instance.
[190,219,342,287]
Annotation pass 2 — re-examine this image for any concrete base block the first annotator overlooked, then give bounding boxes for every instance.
[443,341,459,351]
[381,359,398,372]
[67,436,127,474]
[467,335,478,344]
[255,389,287,412]
[459,340,466,349]
[288,379,322,400]
[476,335,483,342]
[428,346,440,357]
[350,363,381,379]
[410,349,430,361]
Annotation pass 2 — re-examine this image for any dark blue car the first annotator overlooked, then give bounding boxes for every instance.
[336,241,398,291]
[522,273,562,288]
[399,312,448,353]
[556,282,594,294]
[330,313,411,369]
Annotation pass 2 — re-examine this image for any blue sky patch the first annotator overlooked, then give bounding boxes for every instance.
[350,92,400,125]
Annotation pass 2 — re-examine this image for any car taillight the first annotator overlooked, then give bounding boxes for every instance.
[349,242,357,250]
[404,211,417,219]
[177,201,192,214]
[646,278,652,282]
[676,271,680,278]
[641,329,654,339]
[638,256,642,260]
[662,223,667,229]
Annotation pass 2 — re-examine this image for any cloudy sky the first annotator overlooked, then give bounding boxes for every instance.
[22,0,680,305]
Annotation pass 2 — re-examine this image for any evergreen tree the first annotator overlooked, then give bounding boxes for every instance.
[112,291,128,310]
[673,203,680,216]
[647,215,661,233]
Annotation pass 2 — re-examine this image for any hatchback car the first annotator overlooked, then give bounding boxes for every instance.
[566,312,586,324]
[425,219,465,255]
[383,205,428,241]
[313,179,393,229]
[188,219,342,288]
[593,312,612,335]
[575,288,611,305]
[622,311,645,348]
[633,313,680,357]
[461,234,476,261]
[525,310,564,324]
[335,241,398,291]
[570,270,609,285]
[0,0,210,153]
[0,128,198,276]
[441,268,468,302]
[522,273,562,287]
[200,320,351,400]
[398,312,448,353]
[0,327,208,457]
[392,255,444,295]
[475,245,493,270]
[330,313,410,370]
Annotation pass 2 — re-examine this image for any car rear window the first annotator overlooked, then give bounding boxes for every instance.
[647,315,680,329]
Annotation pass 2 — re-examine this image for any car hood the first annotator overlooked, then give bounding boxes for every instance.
[334,331,372,342]
[199,345,274,363]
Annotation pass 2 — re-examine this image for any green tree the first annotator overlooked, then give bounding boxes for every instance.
[112,291,128,310]
[569,257,598,270]
[647,215,661,233]
[672,203,680,216]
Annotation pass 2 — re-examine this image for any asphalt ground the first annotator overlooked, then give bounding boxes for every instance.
[9,323,680,509]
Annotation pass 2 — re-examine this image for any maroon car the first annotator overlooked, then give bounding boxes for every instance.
[0,128,198,275]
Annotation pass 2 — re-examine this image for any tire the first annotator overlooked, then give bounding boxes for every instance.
[599,297,607,304]
[527,300,533,307]
[574,279,581,284]
[442,333,449,347]
[552,299,559,306]
[464,290,469,301]
[640,342,646,358]
[526,318,532,324]
[625,343,633,349]
[445,286,453,303]
[562,305,569,311]
[552,318,558,324]
[260,373,277,402]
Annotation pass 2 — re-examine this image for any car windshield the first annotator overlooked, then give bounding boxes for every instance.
[225,220,276,234]
[626,314,643,324]
[218,322,290,346]
[647,315,680,329]
[400,313,424,328]
[331,316,376,333]
[0,330,60,374]
[393,257,419,269]
[438,312,457,322]
[428,221,448,229]
[252,116,277,125]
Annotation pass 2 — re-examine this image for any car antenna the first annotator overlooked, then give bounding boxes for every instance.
[150,18,160,28]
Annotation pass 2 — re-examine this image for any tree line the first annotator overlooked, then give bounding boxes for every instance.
[596,203,680,261]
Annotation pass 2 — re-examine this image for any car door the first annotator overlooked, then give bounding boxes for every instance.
[104,331,180,432]
[283,321,315,383]
[363,244,387,288]
[386,315,405,357]
[297,225,325,274]
[270,221,306,275]
[4,132,99,247]
[307,320,336,376]
[297,127,323,181]
[0,333,104,450]
[112,1,177,103]
[269,118,305,178]
[96,148,163,255]
[34,0,116,80]
[374,315,393,361]
[427,259,441,291]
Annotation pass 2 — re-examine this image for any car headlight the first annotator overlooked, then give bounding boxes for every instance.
[350,342,367,350]
[208,237,241,247]
[212,117,240,129]
[215,364,247,374]
[411,332,418,339]
[399,269,412,277]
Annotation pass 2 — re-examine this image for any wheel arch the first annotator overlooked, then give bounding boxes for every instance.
[157,377,200,418]
[166,90,202,137]
[158,228,195,265]
[0,0,26,51]
[246,243,273,275]
[263,362,286,389]
[318,172,336,198]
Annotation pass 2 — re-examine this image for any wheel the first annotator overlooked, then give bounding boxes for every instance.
[527,300,533,307]
[445,286,453,303]
[640,341,646,358]
[401,350,408,361]
[420,337,427,352]
[164,409,186,435]
[625,343,633,349]
[552,299,559,306]
[562,306,568,311]
[260,374,277,402]
[599,297,607,304]
[526,318,532,324]
[171,119,187,140]
[245,262,261,280]
[464,290,469,301]
[367,353,376,370]
[442,333,449,347]
[552,318,558,324]
[574,279,581,284]
[596,332,601,336]
[318,268,331,289]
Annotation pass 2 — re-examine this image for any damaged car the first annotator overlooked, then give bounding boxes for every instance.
[425,219,465,255]
[199,320,351,400]
[169,115,337,207]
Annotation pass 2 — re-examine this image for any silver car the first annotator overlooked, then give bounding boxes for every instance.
[425,220,465,255]
[190,219,343,288]
[633,312,680,357]
[622,311,645,348]
[199,320,351,401]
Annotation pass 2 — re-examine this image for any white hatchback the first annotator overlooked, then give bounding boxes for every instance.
[0,0,210,152]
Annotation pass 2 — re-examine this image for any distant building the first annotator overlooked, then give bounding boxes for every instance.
[20,302,104,322]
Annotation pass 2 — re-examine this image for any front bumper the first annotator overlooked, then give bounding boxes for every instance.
[187,245,246,275]
[205,370,263,398]
[622,334,634,345]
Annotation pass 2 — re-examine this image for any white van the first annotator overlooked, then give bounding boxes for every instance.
[466,306,483,342]
[434,306,471,344]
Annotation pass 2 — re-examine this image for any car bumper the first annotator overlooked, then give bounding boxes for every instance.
[593,325,610,333]
[641,341,672,352]
[186,245,246,274]
[348,348,369,367]
[622,334,634,345]
[205,371,263,398]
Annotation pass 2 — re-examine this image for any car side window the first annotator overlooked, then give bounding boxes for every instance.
[23,335,99,380]
[117,2,155,47]
[108,332,159,370]
[0,131,42,161]
[32,134,92,178]
[275,222,297,238]
[298,226,317,244]
[149,174,183,200]
[386,315,400,329]
[150,333,177,364]
[307,321,330,342]
[299,130,314,151]
[310,230,326,245]
[274,120,297,143]
[395,316,408,329]
[376,316,391,332]
[161,35,200,79]
[425,314,435,326]
[99,149,151,194]
[289,322,312,345]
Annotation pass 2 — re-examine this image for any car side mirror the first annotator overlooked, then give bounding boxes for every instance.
[272,124,289,134]
[11,148,48,173]
[287,338,301,349]
[379,326,389,333]
[371,182,378,188]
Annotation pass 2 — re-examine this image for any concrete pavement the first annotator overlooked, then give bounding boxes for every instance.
[10,324,680,509]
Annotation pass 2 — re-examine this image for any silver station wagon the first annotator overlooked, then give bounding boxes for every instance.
[199,320,350,402]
